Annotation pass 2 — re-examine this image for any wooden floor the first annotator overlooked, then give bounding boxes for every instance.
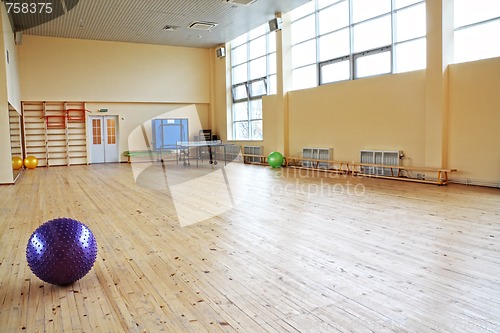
[0,162,499,333]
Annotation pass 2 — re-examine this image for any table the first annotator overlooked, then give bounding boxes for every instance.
[176,140,228,167]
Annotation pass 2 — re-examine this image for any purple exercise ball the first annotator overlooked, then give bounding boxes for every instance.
[26,218,98,286]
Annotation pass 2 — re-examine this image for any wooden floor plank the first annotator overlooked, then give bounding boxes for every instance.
[0,163,499,332]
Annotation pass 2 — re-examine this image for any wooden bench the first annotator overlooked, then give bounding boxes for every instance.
[124,150,160,163]
[352,163,457,185]
[285,156,352,174]
[242,153,268,165]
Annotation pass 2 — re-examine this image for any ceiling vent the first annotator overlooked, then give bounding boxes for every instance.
[224,0,258,5]
[188,21,218,31]
[163,25,180,31]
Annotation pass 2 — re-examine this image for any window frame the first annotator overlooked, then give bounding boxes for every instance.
[291,0,426,89]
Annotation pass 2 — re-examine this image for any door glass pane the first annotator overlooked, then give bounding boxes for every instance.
[92,119,101,145]
[353,15,392,52]
[107,118,116,145]
[355,51,391,78]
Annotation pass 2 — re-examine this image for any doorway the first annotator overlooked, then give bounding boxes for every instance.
[88,115,119,163]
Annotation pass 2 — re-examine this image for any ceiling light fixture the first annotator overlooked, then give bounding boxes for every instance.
[188,21,218,31]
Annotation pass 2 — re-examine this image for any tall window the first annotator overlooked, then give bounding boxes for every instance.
[454,0,500,63]
[230,24,276,140]
[291,0,426,90]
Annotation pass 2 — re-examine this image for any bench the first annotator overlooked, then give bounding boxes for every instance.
[124,150,161,163]
[285,156,352,174]
[352,163,457,185]
[242,153,268,165]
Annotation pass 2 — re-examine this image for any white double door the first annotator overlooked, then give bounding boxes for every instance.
[88,116,119,163]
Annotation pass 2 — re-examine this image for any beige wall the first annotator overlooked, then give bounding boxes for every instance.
[0,4,20,184]
[18,35,211,103]
[288,71,426,164]
[448,57,500,186]
[85,102,209,162]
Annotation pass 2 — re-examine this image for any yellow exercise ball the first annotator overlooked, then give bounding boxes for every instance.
[12,156,23,170]
[24,156,38,169]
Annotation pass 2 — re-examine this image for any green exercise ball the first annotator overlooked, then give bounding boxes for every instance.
[268,151,284,168]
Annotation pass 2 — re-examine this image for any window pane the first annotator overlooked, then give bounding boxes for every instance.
[352,0,391,23]
[250,120,263,140]
[292,65,318,90]
[232,44,247,65]
[291,1,315,21]
[353,15,391,52]
[291,15,316,44]
[234,121,249,140]
[268,74,277,95]
[250,100,262,120]
[269,52,276,75]
[355,51,391,78]
[454,0,500,28]
[249,35,266,59]
[233,84,248,100]
[232,63,247,84]
[292,40,317,68]
[268,32,276,53]
[249,24,267,39]
[395,38,426,73]
[318,0,339,10]
[395,0,422,10]
[249,79,266,98]
[319,1,349,34]
[319,28,350,61]
[455,19,500,63]
[396,3,426,42]
[233,102,248,122]
[232,34,247,47]
[321,60,350,84]
[249,57,266,80]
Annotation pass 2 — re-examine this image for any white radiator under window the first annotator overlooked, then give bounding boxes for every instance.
[303,147,333,169]
[360,150,402,176]
[244,145,263,163]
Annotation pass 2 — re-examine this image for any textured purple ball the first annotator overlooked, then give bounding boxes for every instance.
[26,218,98,286]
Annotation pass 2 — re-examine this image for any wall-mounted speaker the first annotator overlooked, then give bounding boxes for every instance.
[14,31,22,45]
[216,46,226,58]
[268,17,282,32]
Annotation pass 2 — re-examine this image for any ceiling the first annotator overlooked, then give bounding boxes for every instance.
[6,0,311,48]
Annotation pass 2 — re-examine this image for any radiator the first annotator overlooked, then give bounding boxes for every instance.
[303,147,333,169]
[360,150,402,176]
[243,145,263,163]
